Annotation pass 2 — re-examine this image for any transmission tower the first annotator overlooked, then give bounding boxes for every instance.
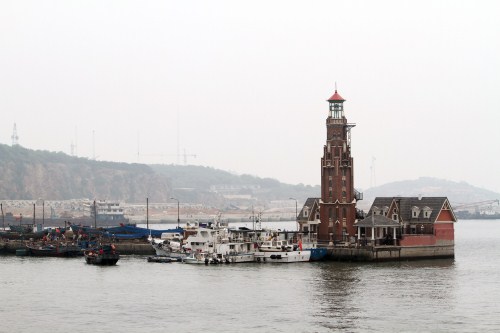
[370,156,376,188]
[11,123,19,146]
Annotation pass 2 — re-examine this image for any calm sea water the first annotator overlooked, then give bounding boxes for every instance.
[1,219,499,333]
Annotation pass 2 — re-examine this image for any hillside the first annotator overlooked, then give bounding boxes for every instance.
[358,177,500,211]
[150,164,319,205]
[1,144,497,212]
[0,144,319,206]
[0,144,171,202]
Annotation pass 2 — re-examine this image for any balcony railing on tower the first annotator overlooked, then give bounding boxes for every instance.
[354,189,363,201]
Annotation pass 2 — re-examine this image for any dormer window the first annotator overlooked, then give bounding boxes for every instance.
[422,206,432,218]
[392,214,398,221]
[382,206,389,216]
[412,206,421,218]
[304,207,309,218]
[372,206,381,215]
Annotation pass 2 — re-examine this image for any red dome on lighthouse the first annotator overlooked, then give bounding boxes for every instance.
[327,90,345,102]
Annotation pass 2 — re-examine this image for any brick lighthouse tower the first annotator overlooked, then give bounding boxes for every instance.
[318,89,361,244]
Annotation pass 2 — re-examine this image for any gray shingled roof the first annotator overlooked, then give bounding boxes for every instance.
[298,197,319,221]
[369,197,449,222]
[355,214,401,227]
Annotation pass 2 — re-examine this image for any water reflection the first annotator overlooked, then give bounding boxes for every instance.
[310,259,457,332]
[310,262,365,331]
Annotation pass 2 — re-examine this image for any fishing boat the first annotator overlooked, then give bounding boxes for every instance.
[254,249,311,263]
[254,237,311,263]
[26,243,82,257]
[183,251,227,265]
[106,225,183,239]
[84,245,119,265]
[183,225,252,263]
[147,256,176,263]
[8,224,34,233]
[149,232,187,260]
[224,252,255,263]
[215,233,257,263]
[258,239,294,252]
[182,252,206,264]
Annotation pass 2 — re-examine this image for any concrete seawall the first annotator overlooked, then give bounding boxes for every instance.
[114,243,155,255]
[326,245,455,262]
[1,241,26,254]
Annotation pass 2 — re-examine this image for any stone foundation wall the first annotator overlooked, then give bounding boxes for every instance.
[326,245,454,261]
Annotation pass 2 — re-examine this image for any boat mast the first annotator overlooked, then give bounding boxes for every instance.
[1,203,4,230]
[93,200,97,229]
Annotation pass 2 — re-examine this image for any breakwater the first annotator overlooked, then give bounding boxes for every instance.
[1,239,155,255]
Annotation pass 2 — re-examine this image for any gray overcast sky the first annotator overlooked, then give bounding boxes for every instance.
[1,1,499,193]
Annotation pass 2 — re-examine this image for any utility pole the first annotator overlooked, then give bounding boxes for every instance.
[170,197,180,228]
[289,198,298,231]
[1,203,4,230]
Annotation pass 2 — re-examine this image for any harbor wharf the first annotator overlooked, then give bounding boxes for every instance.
[114,242,155,255]
[0,240,25,254]
[325,244,455,262]
[3,239,454,260]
